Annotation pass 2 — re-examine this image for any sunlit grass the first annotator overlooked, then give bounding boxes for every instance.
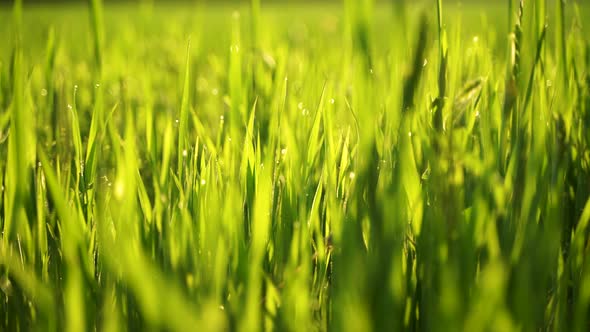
[1,0,590,331]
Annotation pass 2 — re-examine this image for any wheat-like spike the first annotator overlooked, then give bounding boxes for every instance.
[512,0,524,81]
[504,0,523,118]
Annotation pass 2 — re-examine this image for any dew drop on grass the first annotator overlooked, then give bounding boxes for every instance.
[200,179,206,186]
[41,88,47,96]
[67,104,72,110]
[408,131,412,137]
[95,83,100,88]
[330,98,335,104]
[212,88,219,96]
[182,150,188,157]
[422,59,428,67]
[115,180,124,199]
[349,172,355,180]
[197,77,208,91]
[220,115,224,121]
[473,36,479,43]
[281,148,287,155]
[298,102,304,110]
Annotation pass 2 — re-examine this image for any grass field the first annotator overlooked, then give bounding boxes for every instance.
[1,0,590,331]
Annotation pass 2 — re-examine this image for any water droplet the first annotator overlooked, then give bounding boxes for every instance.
[473,36,479,43]
[330,98,335,104]
[349,172,355,180]
[212,88,219,96]
[546,80,552,87]
[422,59,428,67]
[115,180,124,198]
[475,111,480,118]
[197,77,208,91]
[408,131,412,137]
[281,148,287,155]
[200,179,206,185]
[175,119,180,124]
[67,104,72,110]
[220,115,224,121]
[182,149,188,157]
[95,83,100,88]
[298,102,304,110]
[41,89,47,96]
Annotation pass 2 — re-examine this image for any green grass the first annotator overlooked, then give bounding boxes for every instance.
[1,0,590,331]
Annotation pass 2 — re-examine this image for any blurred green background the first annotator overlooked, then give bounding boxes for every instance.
[2,0,590,331]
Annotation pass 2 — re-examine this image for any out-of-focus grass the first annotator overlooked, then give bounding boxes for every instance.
[1,0,590,331]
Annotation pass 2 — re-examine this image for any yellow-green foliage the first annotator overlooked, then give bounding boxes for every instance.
[1,1,590,331]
